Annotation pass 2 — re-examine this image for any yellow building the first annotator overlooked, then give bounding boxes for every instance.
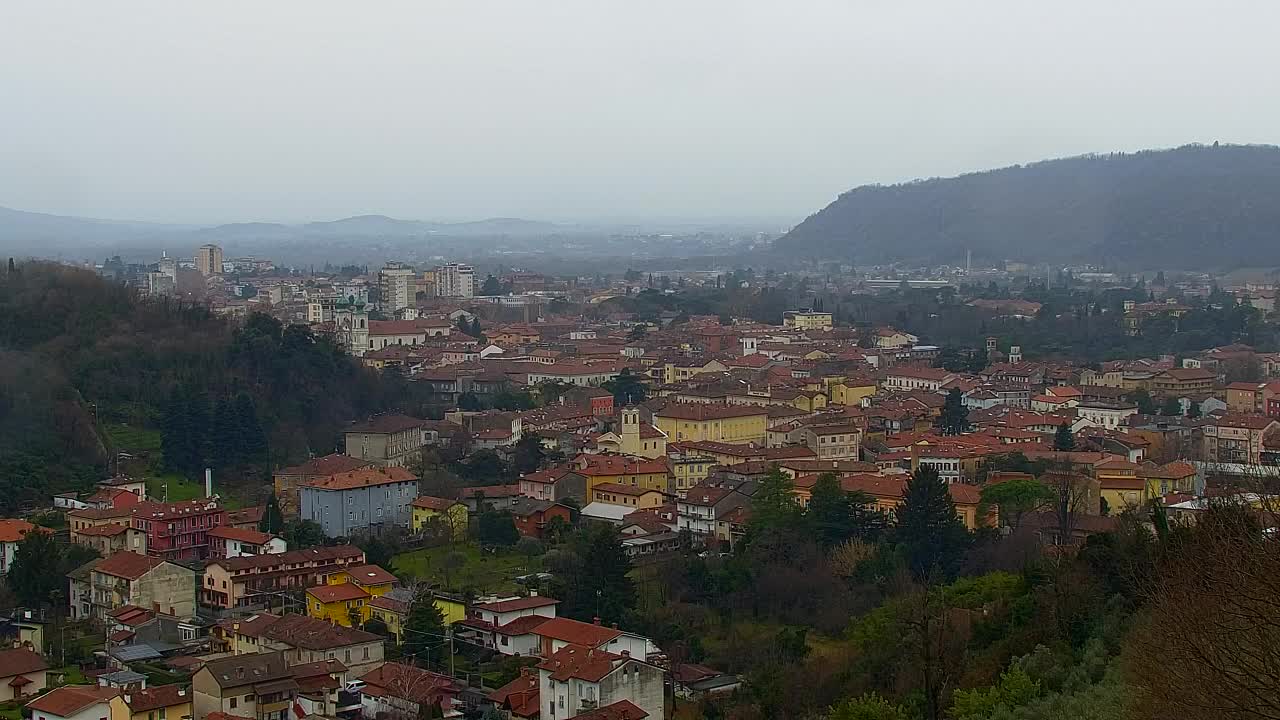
[653,402,768,444]
[591,482,667,509]
[308,564,398,626]
[828,378,878,407]
[576,454,672,495]
[782,310,833,330]
[411,496,469,538]
[669,456,715,497]
[1095,458,1147,515]
[660,358,729,384]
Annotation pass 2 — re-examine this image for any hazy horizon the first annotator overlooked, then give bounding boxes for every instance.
[4,1,1280,224]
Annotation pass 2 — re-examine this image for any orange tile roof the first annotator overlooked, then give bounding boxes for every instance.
[307,584,370,603]
[26,686,120,716]
[0,519,38,542]
[95,551,167,580]
[533,618,621,648]
[305,466,417,490]
[344,564,398,586]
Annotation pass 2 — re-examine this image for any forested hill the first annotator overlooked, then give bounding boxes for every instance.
[777,144,1280,269]
[0,262,403,513]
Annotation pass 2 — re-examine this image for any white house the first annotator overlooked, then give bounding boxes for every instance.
[26,685,124,720]
[536,645,664,720]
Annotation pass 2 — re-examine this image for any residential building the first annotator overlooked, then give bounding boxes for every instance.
[882,366,955,392]
[25,685,127,720]
[590,483,667,510]
[489,669,541,719]
[1150,367,1216,397]
[796,424,861,460]
[410,496,469,538]
[206,527,286,559]
[344,414,432,467]
[120,685,193,720]
[129,499,228,562]
[0,647,47,702]
[1074,402,1139,431]
[536,644,664,720]
[201,545,366,610]
[0,519,38,575]
[1202,414,1280,465]
[226,614,384,680]
[677,480,755,541]
[195,244,224,276]
[193,652,295,720]
[436,263,476,298]
[510,498,574,538]
[300,466,419,538]
[379,262,415,313]
[71,551,196,622]
[306,564,397,626]
[575,454,672,496]
[652,403,769,445]
[519,467,589,504]
[357,662,464,720]
[782,309,833,331]
[273,454,372,519]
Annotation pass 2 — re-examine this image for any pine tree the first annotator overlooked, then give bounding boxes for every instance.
[1053,422,1076,451]
[212,397,237,466]
[895,466,969,582]
[749,468,802,537]
[936,388,969,436]
[233,392,268,466]
[807,473,854,548]
[402,585,447,662]
[261,492,285,534]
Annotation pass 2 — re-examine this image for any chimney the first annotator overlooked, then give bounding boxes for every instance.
[529,589,537,597]
[593,617,601,625]
[124,695,132,704]
[178,689,187,697]
[620,650,630,657]
[611,622,618,629]
[205,468,213,497]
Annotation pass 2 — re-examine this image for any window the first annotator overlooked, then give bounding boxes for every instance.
[363,646,370,660]
[159,710,166,720]
[230,698,237,710]
[344,649,352,663]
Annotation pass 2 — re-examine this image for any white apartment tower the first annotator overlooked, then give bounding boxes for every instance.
[195,244,224,276]
[379,262,415,312]
[436,263,475,298]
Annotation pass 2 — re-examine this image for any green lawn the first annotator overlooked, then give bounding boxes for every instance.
[392,542,542,595]
[146,474,205,502]
[104,423,162,453]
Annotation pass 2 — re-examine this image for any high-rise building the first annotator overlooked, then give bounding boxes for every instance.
[435,263,475,298]
[195,244,224,276]
[379,262,415,313]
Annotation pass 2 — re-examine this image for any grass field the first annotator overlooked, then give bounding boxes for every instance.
[392,542,543,595]
[104,423,162,453]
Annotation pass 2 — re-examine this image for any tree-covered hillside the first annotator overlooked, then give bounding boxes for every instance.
[0,262,405,512]
[778,144,1280,268]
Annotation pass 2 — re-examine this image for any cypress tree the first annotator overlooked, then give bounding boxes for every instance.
[895,466,970,582]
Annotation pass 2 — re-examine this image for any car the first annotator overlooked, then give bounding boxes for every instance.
[344,680,366,693]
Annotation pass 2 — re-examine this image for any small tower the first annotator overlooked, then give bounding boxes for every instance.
[986,336,997,355]
[334,296,370,356]
[1008,345,1023,364]
[621,407,640,441]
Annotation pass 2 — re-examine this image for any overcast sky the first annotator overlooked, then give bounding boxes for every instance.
[2,1,1278,225]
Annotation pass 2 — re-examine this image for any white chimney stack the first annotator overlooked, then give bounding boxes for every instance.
[205,468,213,498]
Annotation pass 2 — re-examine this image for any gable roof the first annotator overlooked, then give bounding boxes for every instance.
[473,595,560,613]
[261,613,380,650]
[345,564,398,586]
[532,617,621,648]
[0,647,48,677]
[94,551,168,580]
[346,414,429,435]
[123,684,191,713]
[306,584,370,603]
[411,496,462,511]
[575,700,649,720]
[537,644,625,682]
[276,454,371,477]
[26,685,120,716]
[304,466,417,490]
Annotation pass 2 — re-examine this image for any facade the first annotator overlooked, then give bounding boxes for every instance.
[300,466,419,537]
[576,455,672,496]
[379,262,416,313]
[1074,403,1139,430]
[201,545,365,610]
[333,298,370,356]
[344,414,431,467]
[536,645,664,720]
[130,499,227,561]
[357,663,464,720]
[121,685,193,720]
[273,454,372,520]
[195,244,224,276]
[782,310,833,330]
[591,483,667,510]
[207,527,286,559]
[510,499,574,539]
[0,647,47,702]
[193,652,295,720]
[226,614,384,681]
[1202,414,1280,465]
[592,408,668,458]
[436,263,475,298]
[71,551,196,622]
[796,425,862,460]
[410,496,469,538]
[653,403,768,445]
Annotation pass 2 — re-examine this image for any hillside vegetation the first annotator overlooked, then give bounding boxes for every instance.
[778,144,1280,268]
[0,262,404,512]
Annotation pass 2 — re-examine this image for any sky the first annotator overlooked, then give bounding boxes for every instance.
[2,0,1279,225]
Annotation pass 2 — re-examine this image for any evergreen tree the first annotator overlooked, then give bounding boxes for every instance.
[549,523,636,625]
[8,530,63,606]
[480,275,503,296]
[470,318,483,337]
[748,468,802,537]
[807,473,855,548]
[1159,396,1183,416]
[261,492,285,534]
[937,388,970,436]
[233,392,268,465]
[402,585,447,662]
[895,466,970,582]
[1053,423,1076,451]
[212,396,237,466]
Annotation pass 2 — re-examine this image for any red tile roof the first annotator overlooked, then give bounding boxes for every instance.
[0,647,47,677]
[26,686,120,716]
[575,700,649,720]
[123,684,191,713]
[488,672,540,718]
[411,496,462,511]
[307,584,370,603]
[207,526,275,544]
[276,454,371,477]
[532,617,621,648]
[0,519,38,543]
[305,466,417,490]
[537,643,625,682]
[344,564,398,586]
[346,414,429,435]
[473,595,560,613]
[95,551,167,580]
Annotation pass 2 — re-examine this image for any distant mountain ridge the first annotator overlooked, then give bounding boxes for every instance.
[776,144,1280,269]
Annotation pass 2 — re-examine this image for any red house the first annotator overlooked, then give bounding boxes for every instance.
[130,499,227,561]
[510,498,572,539]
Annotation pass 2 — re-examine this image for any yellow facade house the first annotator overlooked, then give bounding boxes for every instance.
[307,563,397,626]
[782,310,833,330]
[653,402,768,444]
[367,590,467,642]
[410,496,469,538]
[575,453,672,495]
